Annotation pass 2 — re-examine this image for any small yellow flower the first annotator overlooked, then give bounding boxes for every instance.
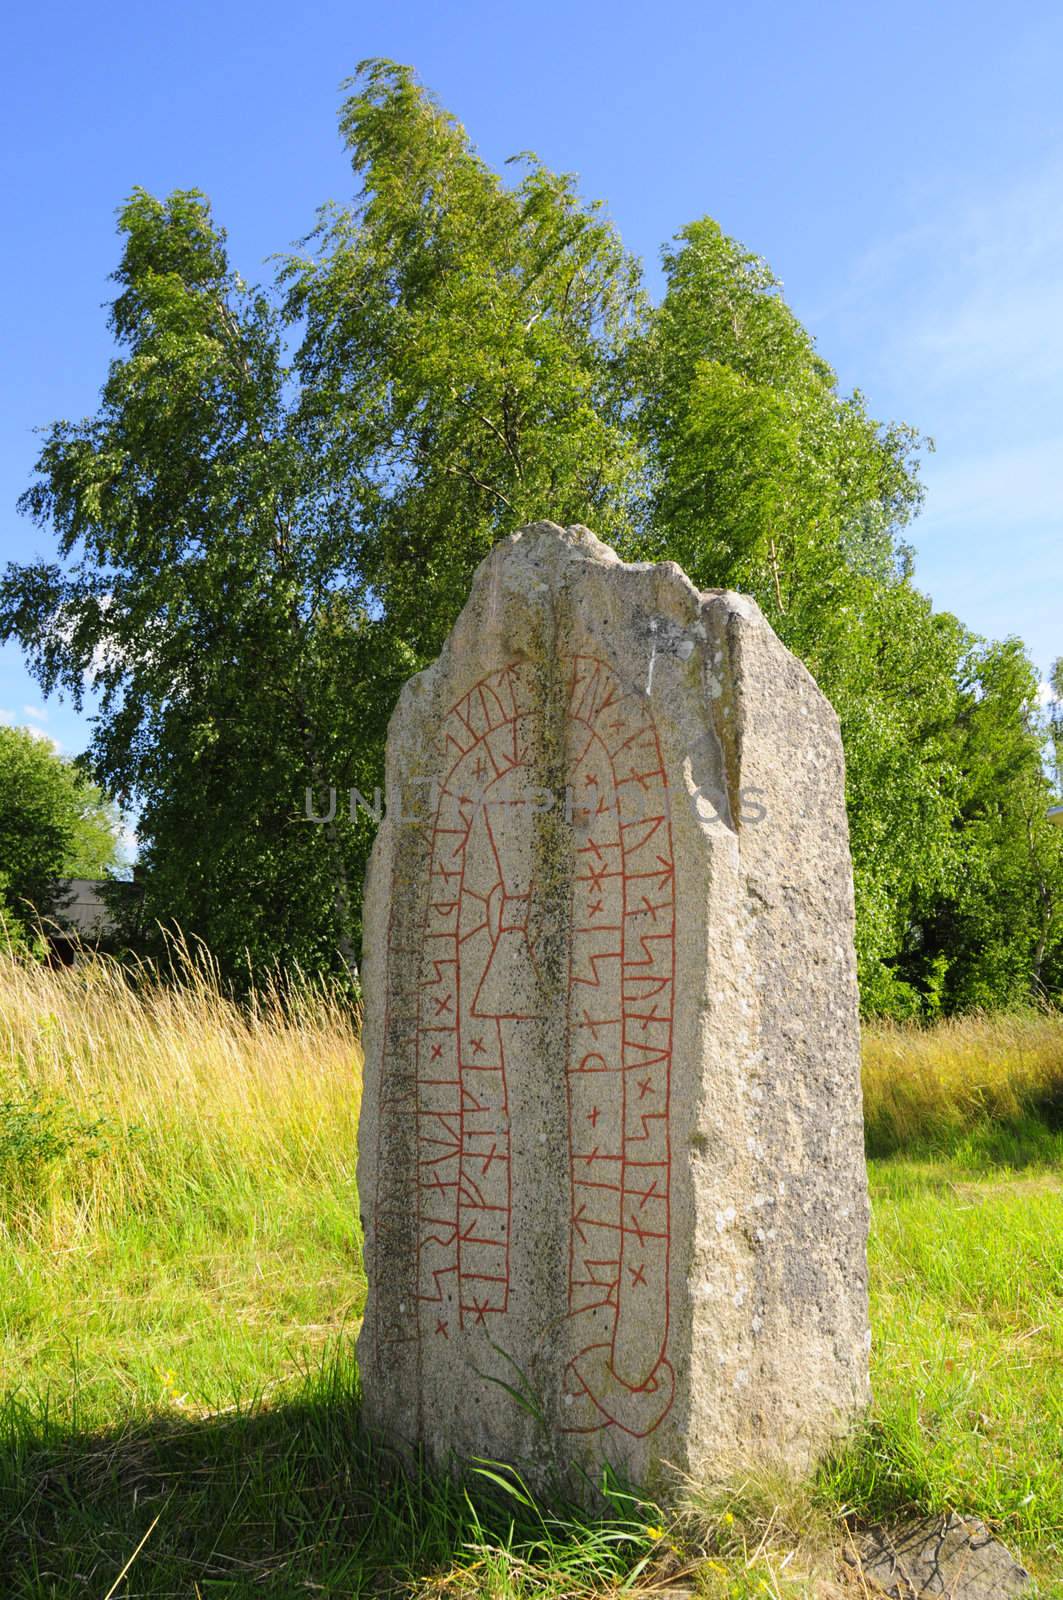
[722,1510,735,1526]
[644,1523,666,1542]
[157,1366,185,1404]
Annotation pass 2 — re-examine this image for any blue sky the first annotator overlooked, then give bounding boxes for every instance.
[2,0,1061,780]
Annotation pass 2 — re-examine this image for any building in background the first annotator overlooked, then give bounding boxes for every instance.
[44,876,143,965]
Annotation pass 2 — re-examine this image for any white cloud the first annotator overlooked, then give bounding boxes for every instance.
[813,150,1063,678]
[73,593,135,687]
[46,593,129,687]
[917,435,1063,531]
[830,153,1063,404]
[117,820,140,863]
[0,710,63,750]
[84,636,126,685]
[22,704,47,723]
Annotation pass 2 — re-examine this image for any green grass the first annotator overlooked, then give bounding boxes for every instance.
[0,941,363,1439]
[1,956,1061,1596]
[828,1154,1063,1576]
[0,1357,681,1598]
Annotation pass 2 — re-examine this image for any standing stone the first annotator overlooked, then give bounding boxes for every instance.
[357,522,870,1493]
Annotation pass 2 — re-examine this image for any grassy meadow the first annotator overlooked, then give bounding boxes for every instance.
[0,951,1060,1597]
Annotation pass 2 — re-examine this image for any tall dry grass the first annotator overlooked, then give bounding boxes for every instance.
[0,936,362,1230]
[862,1011,1063,1155]
[5,941,1061,1199]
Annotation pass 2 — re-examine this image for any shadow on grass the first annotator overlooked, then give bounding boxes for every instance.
[0,1358,658,1599]
[865,1109,1063,1174]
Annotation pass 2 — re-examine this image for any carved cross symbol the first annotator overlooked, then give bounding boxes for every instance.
[430,1042,444,1060]
[629,1263,647,1288]
[433,993,453,1016]
[588,1105,601,1127]
[471,1036,487,1055]
[435,1318,449,1338]
[589,898,604,917]
[471,1298,490,1327]
[581,1010,612,1041]
[637,1074,654,1099]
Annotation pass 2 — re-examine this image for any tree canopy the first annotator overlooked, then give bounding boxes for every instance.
[3,59,1060,1011]
[0,723,122,946]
